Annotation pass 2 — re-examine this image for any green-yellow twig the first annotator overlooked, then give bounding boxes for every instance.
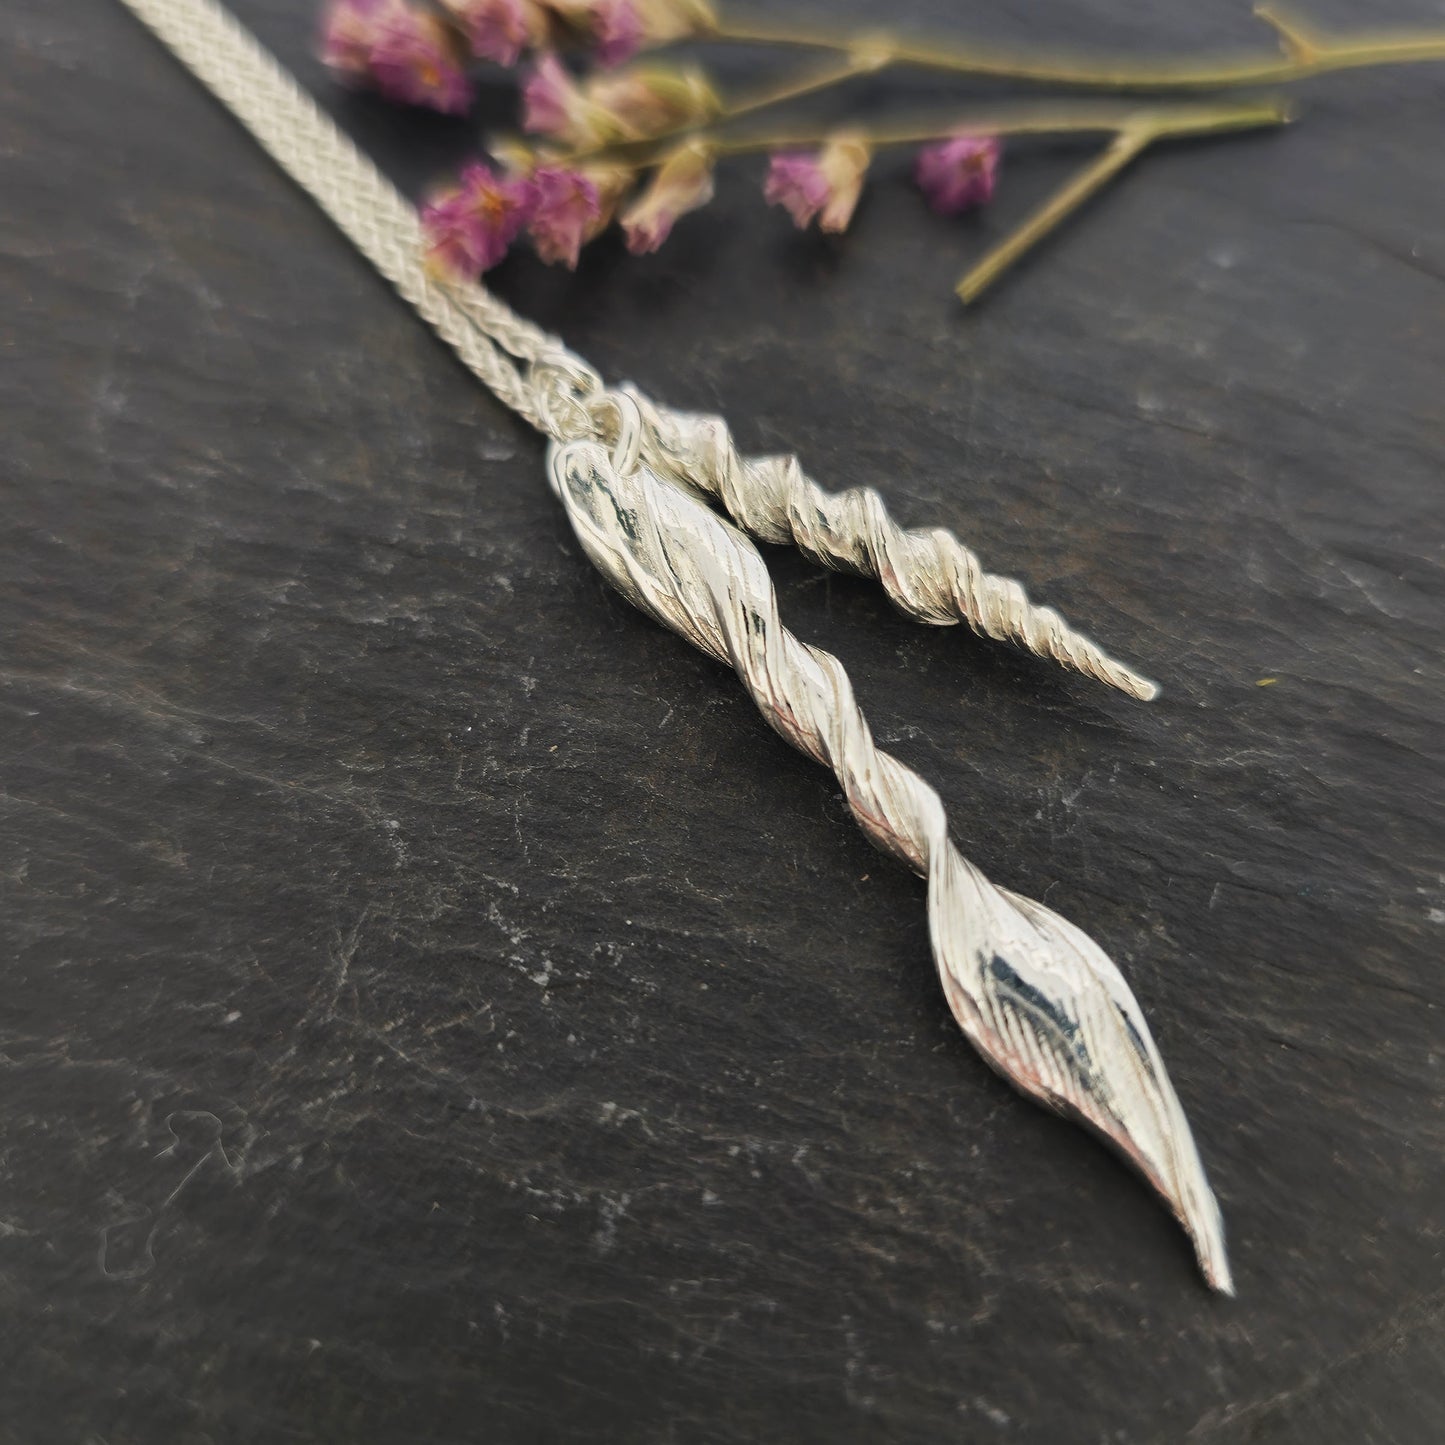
[958,133,1148,304]
[708,5,1445,92]
[570,97,1289,305]
[692,97,1290,158]
[955,101,1292,303]
[536,5,1411,306]
[721,46,891,122]
[576,96,1289,179]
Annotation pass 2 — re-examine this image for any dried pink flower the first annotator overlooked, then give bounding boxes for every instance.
[591,0,645,67]
[521,53,715,148]
[319,0,386,77]
[533,0,714,68]
[521,52,604,144]
[520,52,570,134]
[584,64,718,138]
[764,134,871,233]
[764,154,830,228]
[323,0,474,113]
[620,144,715,254]
[422,162,538,277]
[528,166,603,267]
[914,134,1002,216]
[440,0,542,66]
[372,10,473,112]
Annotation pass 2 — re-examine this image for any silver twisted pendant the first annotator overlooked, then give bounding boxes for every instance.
[116,0,1232,1291]
[551,408,1230,1294]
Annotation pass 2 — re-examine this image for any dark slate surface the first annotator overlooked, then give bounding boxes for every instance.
[2,0,1443,1440]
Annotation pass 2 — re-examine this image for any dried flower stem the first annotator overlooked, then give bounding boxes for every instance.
[955,100,1293,301]
[720,50,890,122]
[708,5,1445,92]
[691,98,1291,159]
[958,134,1151,303]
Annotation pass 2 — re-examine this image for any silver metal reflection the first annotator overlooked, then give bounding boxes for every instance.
[550,429,1231,1293]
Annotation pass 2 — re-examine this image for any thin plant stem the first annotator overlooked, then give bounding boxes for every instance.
[593,97,1290,164]
[957,133,1148,303]
[722,49,890,123]
[955,104,1290,302]
[707,5,1445,92]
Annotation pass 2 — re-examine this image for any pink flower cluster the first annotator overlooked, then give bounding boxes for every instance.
[420,147,713,276]
[321,1,1005,278]
[418,131,1004,280]
[320,0,715,112]
[421,158,655,276]
[415,49,723,275]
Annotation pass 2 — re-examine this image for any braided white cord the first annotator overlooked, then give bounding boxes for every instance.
[116,0,590,431]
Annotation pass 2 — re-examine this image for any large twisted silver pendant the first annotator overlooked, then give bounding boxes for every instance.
[550,422,1231,1294]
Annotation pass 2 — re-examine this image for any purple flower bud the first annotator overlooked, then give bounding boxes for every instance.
[321,0,474,113]
[914,134,1002,216]
[541,0,643,67]
[528,166,603,268]
[367,5,474,113]
[764,153,831,228]
[543,0,713,67]
[521,52,590,140]
[621,144,715,254]
[764,134,870,233]
[422,162,538,277]
[319,0,388,77]
[440,0,541,67]
[591,0,645,67]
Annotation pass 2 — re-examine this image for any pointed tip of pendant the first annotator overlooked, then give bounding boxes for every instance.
[1203,1250,1236,1297]
[1117,668,1160,702]
[1185,1192,1234,1296]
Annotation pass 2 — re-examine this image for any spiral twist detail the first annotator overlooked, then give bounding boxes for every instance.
[621,387,1160,701]
[552,435,1229,1291]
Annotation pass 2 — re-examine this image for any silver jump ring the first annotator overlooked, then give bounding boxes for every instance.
[530,355,604,442]
[600,393,643,478]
